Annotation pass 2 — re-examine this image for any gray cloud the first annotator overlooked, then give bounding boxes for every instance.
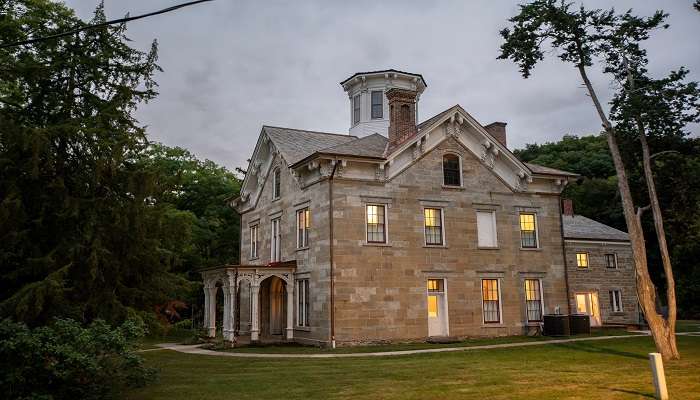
[65,0,700,170]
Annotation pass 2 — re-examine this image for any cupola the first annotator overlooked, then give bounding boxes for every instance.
[340,69,427,138]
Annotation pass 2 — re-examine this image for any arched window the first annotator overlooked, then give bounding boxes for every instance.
[443,154,461,186]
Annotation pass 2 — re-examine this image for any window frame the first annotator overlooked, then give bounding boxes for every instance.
[476,210,498,248]
[426,278,446,319]
[296,208,310,249]
[576,252,589,269]
[423,207,445,246]
[481,278,502,324]
[270,217,281,262]
[353,94,361,125]
[296,279,310,327]
[365,204,388,244]
[272,167,281,200]
[524,278,544,323]
[442,153,463,187]
[605,253,618,269]
[370,90,383,119]
[250,224,259,259]
[519,212,539,249]
[610,289,623,313]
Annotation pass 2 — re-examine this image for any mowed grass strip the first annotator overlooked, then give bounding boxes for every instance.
[127,336,700,400]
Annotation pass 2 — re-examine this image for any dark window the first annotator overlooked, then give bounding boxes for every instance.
[443,154,461,186]
[610,290,623,312]
[525,279,543,322]
[482,279,500,323]
[273,168,281,199]
[250,225,259,259]
[424,208,443,245]
[366,204,386,243]
[353,94,361,124]
[519,213,538,248]
[371,91,383,119]
[605,254,617,269]
[297,279,310,326]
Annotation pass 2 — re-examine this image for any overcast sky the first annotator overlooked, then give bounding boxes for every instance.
[64,0,700,171]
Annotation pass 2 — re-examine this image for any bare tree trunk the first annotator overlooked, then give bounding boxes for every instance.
[576,63,679,360]
[624,63,679,358]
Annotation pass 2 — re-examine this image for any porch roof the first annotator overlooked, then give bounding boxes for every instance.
[198,260,297,274]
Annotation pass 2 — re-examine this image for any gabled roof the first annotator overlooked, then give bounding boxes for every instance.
[417,106,457,132]
[562,215,630,242]
[340,69,427,87]
[525,162,578,177]
[263,125,356,166]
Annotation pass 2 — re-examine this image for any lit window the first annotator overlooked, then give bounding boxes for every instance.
[605,254,617,269]
[297,279,310,326]
[519,213,538,248]
[272,168,281,199]
[610,290,623,312]
[482,279,501,324]
[424,208,443,246]
[525,279,543,322]
[353,94,361,124]
[443,154,461,186]
[427,279,444,318]
[250,224,259,259]
[371,91,383,119]
[477,210,498,248]
[576,252,589,268]
[366,204,386,243]
[296,208,310,248]
[271,218,281,262]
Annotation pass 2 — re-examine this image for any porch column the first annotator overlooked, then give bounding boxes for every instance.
[222,283,232,341]
[285,282,294,340]
[206,286,217,338]
[250,283,260,342]
[202,285,210,332]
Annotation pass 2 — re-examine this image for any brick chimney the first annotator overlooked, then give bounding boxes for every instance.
[484,122,507,147]
[562,198,574,216]
[386,88,418,149]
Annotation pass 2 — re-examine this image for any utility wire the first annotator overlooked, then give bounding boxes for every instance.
[0,0,214,49]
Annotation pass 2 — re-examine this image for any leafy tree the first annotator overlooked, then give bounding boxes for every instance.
[500,1,699,360]
[0,318,155,400]
[0,1,184,325]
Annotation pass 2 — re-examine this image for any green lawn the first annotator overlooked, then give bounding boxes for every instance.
[127,335,700,400]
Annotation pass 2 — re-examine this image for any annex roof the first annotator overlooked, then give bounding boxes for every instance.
[262,125,356,166]
[562,215,630,242]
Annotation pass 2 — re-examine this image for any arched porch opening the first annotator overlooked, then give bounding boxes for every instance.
[259,276,287,338]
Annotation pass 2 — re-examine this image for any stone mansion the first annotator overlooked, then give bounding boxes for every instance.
[201,69,639,346]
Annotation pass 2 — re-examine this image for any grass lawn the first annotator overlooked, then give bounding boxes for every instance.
[127,335,700,400]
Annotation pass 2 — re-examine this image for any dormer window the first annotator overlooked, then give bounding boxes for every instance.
[443,154,462,186]
[272,167,281,199]
[353,94,361,124]
[371,91,383,119]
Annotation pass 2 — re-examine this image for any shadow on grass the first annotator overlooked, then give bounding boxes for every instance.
[551,341,648,360]
[605,387,654,398]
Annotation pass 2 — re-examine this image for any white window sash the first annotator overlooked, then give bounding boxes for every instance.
[477,210,498,248]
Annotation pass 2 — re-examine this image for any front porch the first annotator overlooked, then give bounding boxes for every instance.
[200,261,296,343]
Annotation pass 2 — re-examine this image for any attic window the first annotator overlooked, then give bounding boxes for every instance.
[273,168,281,199]
[443,154,461,186]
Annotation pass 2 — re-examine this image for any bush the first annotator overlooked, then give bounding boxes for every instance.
[0,318,156,400]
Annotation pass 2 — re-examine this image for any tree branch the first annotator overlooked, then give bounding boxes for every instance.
[650,150,680,160]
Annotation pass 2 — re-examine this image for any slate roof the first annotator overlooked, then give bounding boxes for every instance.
[262,126,357,166]
[525,162,578,177]
[318,133,388,158]
[562,215,630,242]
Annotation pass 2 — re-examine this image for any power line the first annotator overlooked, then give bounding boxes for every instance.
[0,0,214,50]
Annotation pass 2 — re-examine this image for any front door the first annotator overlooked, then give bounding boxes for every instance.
[427,279,448,337]
[576,292,601,327]
[269,278,285,335]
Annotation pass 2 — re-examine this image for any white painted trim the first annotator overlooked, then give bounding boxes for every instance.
[519,212,540,249]
[480,278,503,324]
[422,206,446,247]
[476,209,498,248]
[365,203,388,244]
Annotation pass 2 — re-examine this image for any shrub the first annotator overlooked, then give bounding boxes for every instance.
[0,318,156,400]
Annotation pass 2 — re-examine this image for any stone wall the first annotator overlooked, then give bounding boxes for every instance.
[565,240,639,326]
[239,155,331,344]
[331,138,569,343]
